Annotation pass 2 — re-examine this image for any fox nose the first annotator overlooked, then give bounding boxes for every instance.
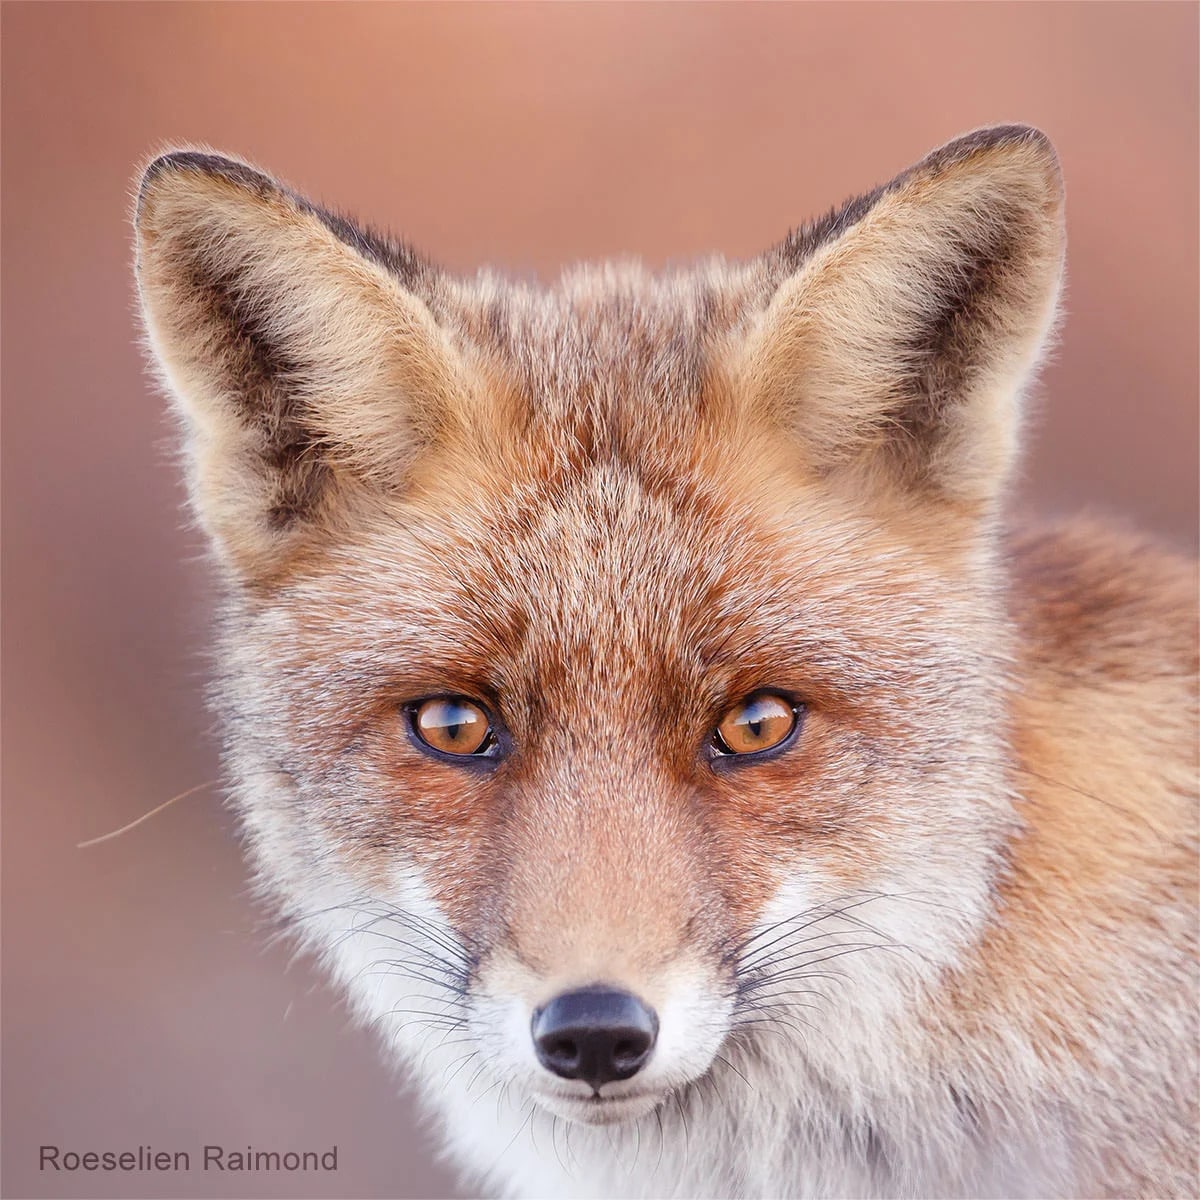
[532,986,658,1090]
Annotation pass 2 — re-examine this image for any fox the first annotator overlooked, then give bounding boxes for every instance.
[133,125,1197,1199]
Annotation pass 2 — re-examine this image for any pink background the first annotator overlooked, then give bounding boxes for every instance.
[3,4,1196,1197]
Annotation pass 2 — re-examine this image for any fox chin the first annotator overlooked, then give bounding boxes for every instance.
[134,125,1198,1200]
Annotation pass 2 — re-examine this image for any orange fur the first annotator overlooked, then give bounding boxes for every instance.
[135,127,1198,1199]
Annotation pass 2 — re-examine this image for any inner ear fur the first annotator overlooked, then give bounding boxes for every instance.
[743,125,1066,511]
[134,149,470,579]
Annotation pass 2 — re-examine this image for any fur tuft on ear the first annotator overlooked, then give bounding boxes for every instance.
[743,124,1066,512]
[134,149,470,579]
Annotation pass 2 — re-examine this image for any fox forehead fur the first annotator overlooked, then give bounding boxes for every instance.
[134,125,1198,1199]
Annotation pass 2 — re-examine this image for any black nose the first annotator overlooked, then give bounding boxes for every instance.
[532,986,658,1089]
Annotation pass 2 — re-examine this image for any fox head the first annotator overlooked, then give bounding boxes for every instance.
[134,128,1064,1145]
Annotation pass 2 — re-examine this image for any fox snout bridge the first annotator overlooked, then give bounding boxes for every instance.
[532,987,658,1090]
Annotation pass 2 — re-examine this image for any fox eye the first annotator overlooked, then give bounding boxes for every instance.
[410,697,497,759]
[714,692,799,757]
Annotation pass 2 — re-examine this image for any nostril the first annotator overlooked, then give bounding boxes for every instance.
[545,1037,580,1068]
[531,986,658,1090]
[612,1036,649,1067]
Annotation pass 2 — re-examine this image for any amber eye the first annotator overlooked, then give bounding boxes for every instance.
[410,697,496,758]
[714,692,799,757]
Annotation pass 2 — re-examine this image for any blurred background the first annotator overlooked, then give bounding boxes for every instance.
[2,3,1196,1198]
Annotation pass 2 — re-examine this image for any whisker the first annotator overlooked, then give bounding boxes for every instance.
[673,1089,690,1164]
[733,892,906,969]
[443,1049,481,1088]
[492,1101,536,1170]
[713,1052,754,1091]
[76,778,218,849]
[742,939,899,984]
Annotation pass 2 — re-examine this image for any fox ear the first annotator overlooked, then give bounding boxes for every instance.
[743,125,1065,512]
[135,150,468,579]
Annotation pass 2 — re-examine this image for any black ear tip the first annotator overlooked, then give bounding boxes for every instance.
[967,122,1053,146]
[136,148,280,222]
[912,124,1063,210]
[937,123,1060,173]
[939,123,1055,155]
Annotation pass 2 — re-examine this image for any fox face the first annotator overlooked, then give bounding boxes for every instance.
[135,128,1070,1181]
